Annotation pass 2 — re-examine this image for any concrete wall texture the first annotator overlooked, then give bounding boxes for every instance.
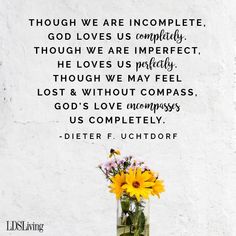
[0,0,235,235]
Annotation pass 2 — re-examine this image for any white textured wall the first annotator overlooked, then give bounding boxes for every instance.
[0,0,235,235]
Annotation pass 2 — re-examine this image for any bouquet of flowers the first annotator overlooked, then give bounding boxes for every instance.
[98,149,165,236]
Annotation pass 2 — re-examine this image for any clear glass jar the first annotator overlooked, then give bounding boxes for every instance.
[117,195,150,236]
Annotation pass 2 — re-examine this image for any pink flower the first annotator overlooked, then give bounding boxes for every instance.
[103,159,117,171]
[117,159,125,165]
[142,165,150,171]
[131,159,144,167]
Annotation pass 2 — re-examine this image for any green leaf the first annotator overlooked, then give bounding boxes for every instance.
[121,198,130,213]
[138,212,146,233]
[126,215,133,226]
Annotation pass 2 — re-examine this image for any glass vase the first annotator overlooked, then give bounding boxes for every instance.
[117,195,150,236]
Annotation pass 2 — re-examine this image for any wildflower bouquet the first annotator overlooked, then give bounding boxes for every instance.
[98,149,165,236]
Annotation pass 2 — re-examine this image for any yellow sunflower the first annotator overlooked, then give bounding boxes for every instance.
[109,172,126,199]
[151,180,165,198]
[122,168,155,201]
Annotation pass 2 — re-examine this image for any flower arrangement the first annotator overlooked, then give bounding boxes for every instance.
[98,149,165,236]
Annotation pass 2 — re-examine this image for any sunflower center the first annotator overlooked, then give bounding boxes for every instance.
[132,181,140,188]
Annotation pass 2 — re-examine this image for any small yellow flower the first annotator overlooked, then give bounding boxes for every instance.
[147,170,158,182]
[109,149,121,158]
[152,180,165,198]
[115,150,121,155]
[109,172,126,199]
[122,168,155,201]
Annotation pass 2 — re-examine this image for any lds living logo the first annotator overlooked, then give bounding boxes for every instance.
[6,221,44,233]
